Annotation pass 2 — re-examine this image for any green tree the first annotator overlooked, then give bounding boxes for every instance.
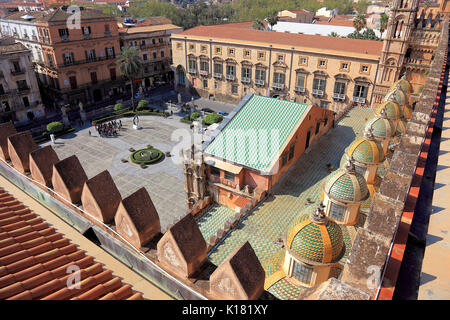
[329,31,339,37]
[117,46,143,112]
[379,13,389,38]
[353,14,367,34]
[252,19,265,30]
[266,11,279,31]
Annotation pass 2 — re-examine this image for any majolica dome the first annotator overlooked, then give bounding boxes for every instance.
[391,78,413,96]
[396,119,407,136]
[285,204,344,264]
[402,105,412,120]
[365,115,396,139]
[346,129,385,164]
[375,101,401,121]
[383,87,409,106]
[323,158,369,203]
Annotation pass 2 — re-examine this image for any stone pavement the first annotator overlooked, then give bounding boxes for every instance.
[418,78,450,299]
[203,107,375,299]
[41,115,191,232]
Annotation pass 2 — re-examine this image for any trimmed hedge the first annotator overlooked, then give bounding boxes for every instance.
[190,112,200,121]
[46,121,64,133]
[34,127,75,144]
[137,100,149,111]
[130,148,163,165]
[114,103,125,112]
[203,112,223,126]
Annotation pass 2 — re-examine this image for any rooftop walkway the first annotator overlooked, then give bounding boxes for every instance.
[418,76,450,300]
[205,107,375,299]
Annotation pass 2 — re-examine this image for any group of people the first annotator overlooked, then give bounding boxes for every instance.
[93,120,122,138]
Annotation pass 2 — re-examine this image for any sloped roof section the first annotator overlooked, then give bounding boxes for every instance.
[0,187,144,300]
[204,94,311,172]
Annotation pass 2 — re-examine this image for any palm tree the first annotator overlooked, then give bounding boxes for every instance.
[266,12,279,31]
[379,13,388,39]
[117,46,143,112]
[252,19,265,30]
[353,14,367,34]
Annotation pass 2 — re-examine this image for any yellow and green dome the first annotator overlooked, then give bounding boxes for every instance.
[365,116,396,139]
[323,159,369,203]
[383,88,409,107]
[396,119,407,136]
[285,208,344,264]
[402,105,412,120]
[375,101,401,121]
[346,136,385,165]
[391,78,413,96]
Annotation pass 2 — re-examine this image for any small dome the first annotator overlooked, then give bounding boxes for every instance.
[402,105,412,120]
[346,134,385,165]
[286,205,344,264]
[391,78,413,96]
[375,101,401,121]
[396,119,407,136]
[365,116,396,139]
[383,88,409,106]
[323,158,369,203]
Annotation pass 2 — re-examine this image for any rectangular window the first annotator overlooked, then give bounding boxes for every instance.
[82,26,91,35]
[203,79,208,88]
[318,60,326,68]
[329,202,345,221]
[105,24,110,33]
[143,53,148,61]
[161,50,164,58]
[231,85,238,94]
[85,49,96,61]
[153,51,157,59]
[320,101,330,109]
[361,65,369,73]
[201,45,207,53]
[210,167,220,177]
[313,78,326,91]
[292,262,313,284]
[16,80,28,91]
[214,63,222,74]
[354,85,368,98]
[228,48,235,56]
[177,42,182,49]
[341,62,349,71]
[315,121,320,135]
[200,61,209,73]
[244,50,251,57]
[334,82,346,94]
[90,72,97,84]
[299,56,307,65]
[297,75,305,88]
[58,28,69,39]
[273,72,285,84]
[258,51,265,60]
[277,54,284,62]
[110,68,116,80]
[224,171,235,181]
[105,47,115,58]
[255,69,266,81]
[63,52,74,65]
[241,67,251,81]
[215,47,221,54]
[189,59,197,73]
[288,143,295,160]
[69,76,77,89]
[226,65,235,76]
[22,96,30,107]
[281,152,288,167]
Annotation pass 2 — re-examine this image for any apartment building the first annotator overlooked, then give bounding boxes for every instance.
[171,24,383,112]
[0,7,124,109]
[119,23,183,87]
[0,38,44,124]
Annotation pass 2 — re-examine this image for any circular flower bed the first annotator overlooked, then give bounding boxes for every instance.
[130,147,163,165]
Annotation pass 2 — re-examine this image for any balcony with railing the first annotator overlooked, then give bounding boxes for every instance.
[352,96,366,104]
[213,73,222,79]
[225,74,235,81]
[294,86,306,93]
[255,79,265,86]
[199,70,209,76]
[188,68,197,74]
[241,77,251,84]
[312,89,324,96]
[271,82,285,90]
[59,55,116,68]
[332,93,346,101]
[10,68,26,76]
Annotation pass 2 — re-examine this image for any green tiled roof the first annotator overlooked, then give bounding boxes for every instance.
[347,138,385,164]
[324,168,369,202]
[204,95,311,172]
[365,117,395,138]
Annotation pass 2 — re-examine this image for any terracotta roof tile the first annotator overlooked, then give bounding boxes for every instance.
[177,24,382,56]
[0,187,144,300]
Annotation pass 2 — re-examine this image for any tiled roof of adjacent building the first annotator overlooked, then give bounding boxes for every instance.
[119,24,182,34]
[3,7,113,22]
[0,187,144,300]
[204,94,311,172]
[175,24,383,56]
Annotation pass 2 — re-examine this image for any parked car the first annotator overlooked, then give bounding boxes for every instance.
[218,110,228,116]
[201,107,215,114]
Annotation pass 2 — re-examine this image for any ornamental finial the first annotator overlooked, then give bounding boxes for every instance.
[311,202,327,224]
[344,155,356,173]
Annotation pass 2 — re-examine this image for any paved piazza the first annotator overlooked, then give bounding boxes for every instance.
[41,115,191,231]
